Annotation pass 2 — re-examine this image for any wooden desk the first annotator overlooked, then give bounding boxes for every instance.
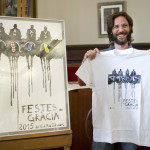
[0,130,72,150]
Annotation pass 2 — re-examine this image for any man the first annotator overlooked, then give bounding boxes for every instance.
[0,23,8,49]
[76,12,138,150]
[27,25,36,42]
[83,11,134,63]
[0,23,9,41]
[40,26,51,43]
[9,24,21,41]
[0,23,5,40]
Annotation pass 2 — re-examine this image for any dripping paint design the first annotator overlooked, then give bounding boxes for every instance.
[0,21,64,106]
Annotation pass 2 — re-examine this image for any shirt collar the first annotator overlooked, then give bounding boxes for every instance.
[109,44,132,50]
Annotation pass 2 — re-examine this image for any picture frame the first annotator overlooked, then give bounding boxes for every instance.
[0,0,36,17]
[0,16,70,137]
[98,1,126,38]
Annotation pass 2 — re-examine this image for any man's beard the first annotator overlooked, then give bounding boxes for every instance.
[113,31,129,45]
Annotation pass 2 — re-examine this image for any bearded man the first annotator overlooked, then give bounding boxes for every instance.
[77,12,138,150]
[83,12,134,62]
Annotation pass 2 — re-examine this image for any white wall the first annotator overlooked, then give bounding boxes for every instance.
[36,0,150,45]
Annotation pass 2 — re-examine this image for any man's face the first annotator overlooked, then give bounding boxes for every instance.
[44,27,47,31]
[14,24,17,29]
[31,25,34,29]
[112,16,130,45]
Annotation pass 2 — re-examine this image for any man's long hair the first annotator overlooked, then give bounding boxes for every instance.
[107,12,133,44]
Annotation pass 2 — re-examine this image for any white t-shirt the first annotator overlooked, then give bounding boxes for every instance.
[76,48,150,146]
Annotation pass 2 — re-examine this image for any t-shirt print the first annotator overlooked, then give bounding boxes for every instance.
[108,68,141,110]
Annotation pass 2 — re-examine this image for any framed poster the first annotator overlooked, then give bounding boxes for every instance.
[0,16,70,137]
[0,0,36,17]
[98,1,126,38]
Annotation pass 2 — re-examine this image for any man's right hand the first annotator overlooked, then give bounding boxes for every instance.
[82,48,100,62]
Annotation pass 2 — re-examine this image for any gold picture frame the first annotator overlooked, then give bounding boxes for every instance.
[98,1,126,38]
[0,0,36,17]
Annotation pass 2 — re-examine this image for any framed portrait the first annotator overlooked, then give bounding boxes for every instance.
[98,1,126,38]
[0,0,36,17]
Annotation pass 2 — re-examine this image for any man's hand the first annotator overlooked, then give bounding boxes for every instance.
[83,48,100,62]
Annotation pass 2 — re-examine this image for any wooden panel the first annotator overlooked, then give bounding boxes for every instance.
[69,89,92,150]
[0,134,72,150]
[0,130,72,141]
[0,130,72,150]
[66,43,150,64]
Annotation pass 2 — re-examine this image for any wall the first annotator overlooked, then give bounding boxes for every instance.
[36,0,150,45]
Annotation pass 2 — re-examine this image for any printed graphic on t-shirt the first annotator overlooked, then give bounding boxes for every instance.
[108,69,141,109]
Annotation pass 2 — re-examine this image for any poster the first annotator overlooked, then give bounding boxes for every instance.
[0,16,70,136]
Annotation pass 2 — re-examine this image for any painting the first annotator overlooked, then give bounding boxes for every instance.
[0,0,36,17]
[98,1,126,37]
[0,16,70,137]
